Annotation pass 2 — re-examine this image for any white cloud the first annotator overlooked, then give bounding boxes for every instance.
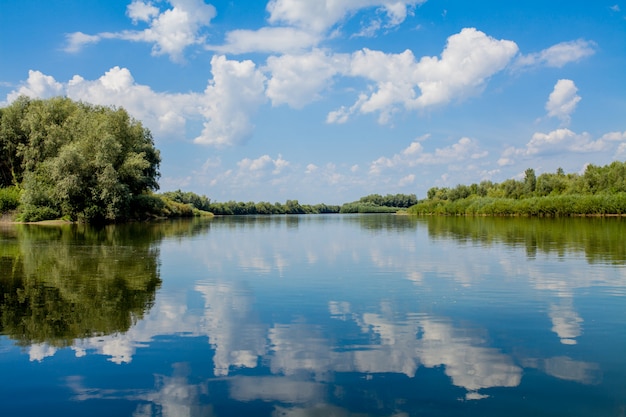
[266,0,425,34]
[212,0,425,55]
[63,32,102,53]
[333,28,518,124]
[411,28,518,108]
[196,154,294,194]
[6,70,64,101]
[234,154,291,182]
[65,0,216,62]
[194,55,267,147]
[546,79,581,124]
[208,27,320,55]
[126,0,160,23]
[499,128,625,166]
[528,129,606,154]
[398,174,415,186]
[64,66,192,137]
[6,60,266,147]
[369,136,487,174]
[514,39,596,70]
[265,49,350,108]
[305,163,318,174]
[599,130,626,142]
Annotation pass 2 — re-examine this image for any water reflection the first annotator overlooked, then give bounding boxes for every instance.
[0,219,212,350]
[0,224,162,349]
[1,216,624,416]
[424,216,626,264]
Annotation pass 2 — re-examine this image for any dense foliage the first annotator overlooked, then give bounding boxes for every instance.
[0,96,161,222]
[208,199,340,215]
[409,163,626,216]
[161,189,211,212]
[205,193,417,215]
[340,193,418,213]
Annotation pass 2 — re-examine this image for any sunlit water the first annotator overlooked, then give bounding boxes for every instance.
[1,215,625,416]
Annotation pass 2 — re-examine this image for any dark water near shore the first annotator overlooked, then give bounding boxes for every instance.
[1,215,625,416]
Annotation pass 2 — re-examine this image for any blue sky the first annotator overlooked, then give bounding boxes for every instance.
[1,0,625,204]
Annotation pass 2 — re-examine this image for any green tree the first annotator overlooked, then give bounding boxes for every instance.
[524,168,537,195]
[1,97,161,223]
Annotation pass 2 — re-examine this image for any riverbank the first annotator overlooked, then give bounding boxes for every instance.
[407,193,626,217]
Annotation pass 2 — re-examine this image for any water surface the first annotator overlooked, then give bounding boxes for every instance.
[1,215,625,416]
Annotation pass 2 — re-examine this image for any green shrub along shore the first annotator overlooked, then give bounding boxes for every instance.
[408,164,626,216]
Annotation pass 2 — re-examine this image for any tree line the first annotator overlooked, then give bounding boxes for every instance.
[409,163,626,216]
[163,192,418,215]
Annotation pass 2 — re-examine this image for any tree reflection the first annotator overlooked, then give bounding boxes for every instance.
[0,219,212,347]
[424,216,626,264]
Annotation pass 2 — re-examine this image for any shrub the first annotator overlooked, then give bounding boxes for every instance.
[0,186,20,212]
[17,205,60,222]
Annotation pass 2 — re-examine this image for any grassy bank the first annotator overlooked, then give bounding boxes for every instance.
[407,193,626,216]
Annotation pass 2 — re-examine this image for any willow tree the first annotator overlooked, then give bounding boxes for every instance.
[0,96,161,222]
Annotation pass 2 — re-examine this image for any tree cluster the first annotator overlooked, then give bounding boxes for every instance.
[410,162,626,216]
[161,189,211,212]
[0,96,161,222]
[208,200,340,215]
[339,193,418,213]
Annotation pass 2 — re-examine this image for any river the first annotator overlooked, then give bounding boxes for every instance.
[1,215,624,416]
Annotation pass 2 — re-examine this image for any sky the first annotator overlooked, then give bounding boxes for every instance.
[1,0,625,205]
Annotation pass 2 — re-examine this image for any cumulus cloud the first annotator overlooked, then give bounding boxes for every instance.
[126,0,160,23]
[64,0,216,62]
[330,28,519,124]
[370,136,488,174]
[266,0,425,34]
[238,154,290,176]
[6,70,63,101]
[265,49,350,108]
[64,66,193,137]
[498,128,626,166]
[194,55,267,147]
[514,39,596,70]
[546,79,581,124]
[210,0,425,55]
[6,58,267,147]
[201,153,293,198]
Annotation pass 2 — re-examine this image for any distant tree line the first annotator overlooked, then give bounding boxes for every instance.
[206,200,340,215]
[409,162,626,216]
[202,193,418,215]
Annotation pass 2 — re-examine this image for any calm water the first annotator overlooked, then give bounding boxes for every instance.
[0,215,625,416]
